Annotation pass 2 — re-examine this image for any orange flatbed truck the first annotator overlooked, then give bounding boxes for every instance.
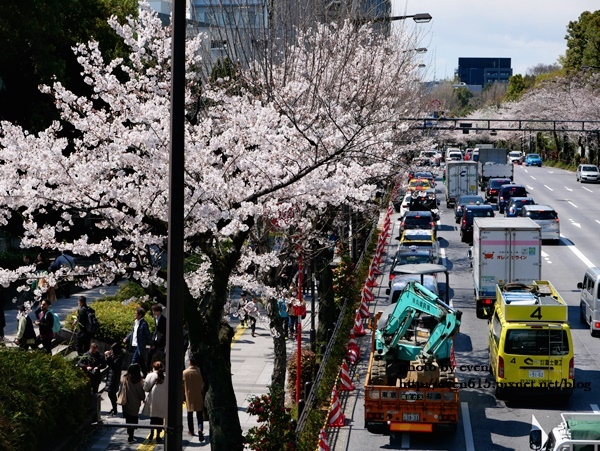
[364,264,461,434]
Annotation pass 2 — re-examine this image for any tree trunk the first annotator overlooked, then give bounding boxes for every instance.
[186,277,244,449]
[266,297,287,389]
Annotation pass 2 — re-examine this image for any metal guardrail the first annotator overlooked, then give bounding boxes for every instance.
[295,299,348,434]
[295,211,380,435]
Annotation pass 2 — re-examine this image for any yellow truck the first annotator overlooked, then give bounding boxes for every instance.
[488,280,574,402]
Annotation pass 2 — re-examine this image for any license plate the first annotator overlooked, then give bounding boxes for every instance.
[402,413,420,422]
[529,370,544,378]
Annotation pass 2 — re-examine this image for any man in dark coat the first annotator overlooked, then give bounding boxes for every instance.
[34,299,55,353]
[147,304,166,371]
[77,342,107,393]
[124,307,152,377]
[74,296,93,355]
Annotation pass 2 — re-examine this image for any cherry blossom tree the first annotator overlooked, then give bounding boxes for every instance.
[0,3,429,447]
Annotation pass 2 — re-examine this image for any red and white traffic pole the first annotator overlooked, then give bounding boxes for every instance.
[295,251,303,403]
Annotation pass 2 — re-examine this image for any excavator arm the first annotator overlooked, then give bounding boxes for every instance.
[375,281,461,363]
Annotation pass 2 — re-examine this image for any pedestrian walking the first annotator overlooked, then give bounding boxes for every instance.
[49,250,75,298]
[237,292,248,327]
[183,357,205,442]
[117,363,146,444]
[244,296,259,337]
[123,307,152,377]
[73,296,93,355]
[104,342,125,415]
[77,342,107,394]
[0,298,5,341]
[34,299,55,353]
[143,361,168,442]
[15,305,36,349]
[147,304,166,372]
[277,294,289,338]
[286,291,298,340]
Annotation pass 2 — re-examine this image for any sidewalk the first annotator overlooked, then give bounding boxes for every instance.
[4,286,317,450]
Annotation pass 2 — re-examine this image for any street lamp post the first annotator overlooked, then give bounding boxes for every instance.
[354,12,432,26]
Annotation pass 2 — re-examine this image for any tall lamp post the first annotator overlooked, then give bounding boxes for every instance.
[353,12,432,26]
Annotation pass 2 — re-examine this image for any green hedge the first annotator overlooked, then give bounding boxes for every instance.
[64,282,155,345]
[0,349,90,451]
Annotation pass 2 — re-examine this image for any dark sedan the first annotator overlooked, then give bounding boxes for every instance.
[454,195,485,224]
[460,204,495,243]
[505,197,535,217]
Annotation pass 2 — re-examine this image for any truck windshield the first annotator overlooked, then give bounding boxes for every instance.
[504,329,570,355]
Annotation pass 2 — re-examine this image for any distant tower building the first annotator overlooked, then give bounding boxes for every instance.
[457,57,512,87]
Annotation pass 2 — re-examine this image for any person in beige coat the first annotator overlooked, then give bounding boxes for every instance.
[117,363,146,444]
[142,361,168,442]
[183,357,205,442]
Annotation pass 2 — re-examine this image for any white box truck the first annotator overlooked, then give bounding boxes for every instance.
[472,217,542,318]
[477,148,513,189]
[444,160,478,208]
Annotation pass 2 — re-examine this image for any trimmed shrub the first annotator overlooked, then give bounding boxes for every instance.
[0,349,90,451]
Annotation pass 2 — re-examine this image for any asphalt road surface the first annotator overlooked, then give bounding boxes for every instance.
[329,164,600,451]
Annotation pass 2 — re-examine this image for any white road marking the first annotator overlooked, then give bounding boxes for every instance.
[461,402,475,451]
[541,250,552,264]
[583,186,593,192]
[563,235,595,268]
[526,185,534,191]
[565,186,573,192]
[569,219,581,228]
[544,185,553,191]
[596,220,600,226]
[530,175,536,180]
[567,201,578,208]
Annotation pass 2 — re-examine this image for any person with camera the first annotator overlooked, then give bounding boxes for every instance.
[77,342,106,394]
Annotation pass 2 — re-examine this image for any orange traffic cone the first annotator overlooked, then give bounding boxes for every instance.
[359,297,370,318]
[338,360,355,391]
[318,428,330,451]
[354,310,366,336]
[327,389,346,427]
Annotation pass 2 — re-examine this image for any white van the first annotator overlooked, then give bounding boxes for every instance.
[577,267,600,337]
[519,205,560,243]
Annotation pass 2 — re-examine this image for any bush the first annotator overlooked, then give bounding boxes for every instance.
[0,349,90,451]
[286,349,316,402]
[65,281,155,344]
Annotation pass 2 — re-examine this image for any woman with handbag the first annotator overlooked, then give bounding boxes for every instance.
[117,363,145,444]
[143,361,168,442]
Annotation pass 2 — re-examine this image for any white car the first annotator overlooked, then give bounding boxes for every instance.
[508,151,524,164]
[576,164,600,183]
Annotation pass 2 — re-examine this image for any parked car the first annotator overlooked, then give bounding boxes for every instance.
[460,204,495,243]
[519,204,560,243]
[485,178,512,203]
[508,151,524,164]
[504,197,536,217]
[454,194,485,224]
[576,164,600,183]
[399,210,438,234]
[497,184,528,214]
[525,153,543,167]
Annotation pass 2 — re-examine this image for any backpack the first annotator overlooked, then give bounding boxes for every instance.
[50,310,61,333]
[85,307,100,335]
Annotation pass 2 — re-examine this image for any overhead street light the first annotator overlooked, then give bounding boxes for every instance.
[355,12,432,25]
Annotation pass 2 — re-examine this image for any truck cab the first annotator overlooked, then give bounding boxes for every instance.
[530,413,600,450]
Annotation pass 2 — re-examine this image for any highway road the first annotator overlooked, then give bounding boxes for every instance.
[330,164,600,451]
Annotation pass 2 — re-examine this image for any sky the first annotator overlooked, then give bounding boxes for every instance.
[392,0,595,81]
